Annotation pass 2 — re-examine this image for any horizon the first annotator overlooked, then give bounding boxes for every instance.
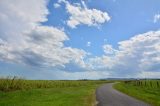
[0,0,160,80]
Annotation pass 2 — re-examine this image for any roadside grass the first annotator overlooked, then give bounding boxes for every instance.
[114,80,160,106]
[0,77,110,106]
[0,76,110,92]
[0,86,98,106]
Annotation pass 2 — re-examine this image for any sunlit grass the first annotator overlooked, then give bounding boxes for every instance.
[114,80,160,106]
[0,77,111,106]
[0,76,110,92]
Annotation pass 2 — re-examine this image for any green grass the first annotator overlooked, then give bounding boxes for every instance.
[0,77,110,92]
[0,86,98,106]
[0,77,110,106]
[114,80,160,106]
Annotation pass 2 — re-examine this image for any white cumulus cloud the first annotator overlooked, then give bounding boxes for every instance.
[58,0,111,28]
[88,31,160,78]
[0,0,87,69]
[103,44,117,55]
[0,0,160,79]
[0,0,49,41]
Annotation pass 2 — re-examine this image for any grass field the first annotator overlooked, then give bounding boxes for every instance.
[114,80,160,106]
[0,77,110,106]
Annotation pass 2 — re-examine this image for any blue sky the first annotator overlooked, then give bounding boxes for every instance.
[44,0,160,55]
[0,0,160,79]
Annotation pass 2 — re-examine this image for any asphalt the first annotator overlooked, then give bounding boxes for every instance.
[96,83,150,106]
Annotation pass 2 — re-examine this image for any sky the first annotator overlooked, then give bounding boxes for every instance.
[0,0,160,80]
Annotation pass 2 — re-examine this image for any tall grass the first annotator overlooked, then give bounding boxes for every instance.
[0,76,110,92]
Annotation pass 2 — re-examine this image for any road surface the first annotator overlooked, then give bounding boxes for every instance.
[96,83,150,106]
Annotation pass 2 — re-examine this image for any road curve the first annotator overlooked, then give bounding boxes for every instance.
[96,83,150,106]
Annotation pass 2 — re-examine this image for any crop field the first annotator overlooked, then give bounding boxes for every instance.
[0,77,110,106]
[114,80,160,106]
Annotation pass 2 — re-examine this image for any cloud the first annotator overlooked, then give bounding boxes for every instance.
[117,31,160,72]
[0,0,87,70]
[88,30,160,78]
[87,41,91,47]
[58,0,111,28]
[103,44,117,55]
[25,26,87,67]
[0,0,49,41]
[139,71,160,78]
[0,0,160,79]
[58,70,110,80]
[0,26,87,69]
[153,14,160,23]
[53,3,61,8]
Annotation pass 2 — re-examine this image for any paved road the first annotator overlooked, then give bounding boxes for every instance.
[96,83,150,106]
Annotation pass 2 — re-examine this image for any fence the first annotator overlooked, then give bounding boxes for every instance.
[124,80,160,88]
